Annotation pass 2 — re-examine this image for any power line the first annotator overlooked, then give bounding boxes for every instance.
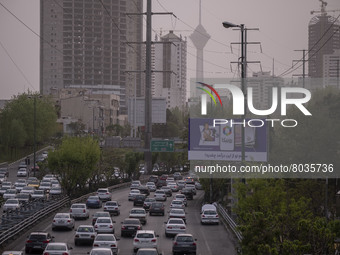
[0,39,35,91]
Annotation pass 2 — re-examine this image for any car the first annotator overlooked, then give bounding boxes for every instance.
[154,190,166,201]
[143,197,156,211]
[164,218,186,237]
[0,187,8,195]
[0,168,9,177]
[201,209,219,225]
[0,173,7,184]
[18,162,27,170]
[70,203,89,220]
[41,151,48,159]
[96,188,112,201]
[149,202,165,216]
[1,182,12,189]
[195,181,203,190]
[42,242,72,255]
[86,196,103,208]
[103,201,120,216]
[89,248,112,255]
[74,225,96,245]
[52,213,75,230]
[25,232,53,253]
[147,175,158,184]
[50,186,62,195]
[36,155,45,163]
[156,179,166,189]
[92,211,111,225]
[174,194,187,207]
[94,217,115,234]
[42,174,55,181]
[166,177,175,185]
[130,180,142,189]
[129,189,141,201]
[3,199,20,212]
[134,194,146,207]
[2,252,23,255]
[120,218,142,237]
[16,193,31,203]
[185,184,196,195]
[27,180,40,189]
[129,208,147,225]
[184,177,195,184]
[21,186,35,195]
[167,182,179,192]
[161,186,172,197]
[172,234,197,255]
[3,189,17,200]
[31,190,46,200]
[51,179,60,188]
[180,188,194,200]
[15,179,27,186]
[169,209,186,223]
[173,172,182,180]
[27,176,38,182]
[170,200,185,209]
[133,230,158,252]
[93,234,118,254]
[15,183,26,192]
[39,182,52,193]
[146,182,157,192]
[136,248,161,255]
[17,168,28,177]
[138,185,150,196]
[177,180,186,190]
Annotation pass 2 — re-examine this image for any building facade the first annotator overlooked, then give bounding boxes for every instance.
[323,49,340,88]
[40,0,143,114]
[152,31,187,109]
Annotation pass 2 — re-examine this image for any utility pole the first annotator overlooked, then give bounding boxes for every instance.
[292,49,307,88]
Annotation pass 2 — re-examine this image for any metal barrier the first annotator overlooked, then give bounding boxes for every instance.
[217,203,243,242]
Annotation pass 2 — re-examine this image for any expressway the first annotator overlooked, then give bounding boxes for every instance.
[3,185,237,254]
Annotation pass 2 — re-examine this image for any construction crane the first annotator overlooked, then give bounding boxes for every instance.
[310,0,340,15]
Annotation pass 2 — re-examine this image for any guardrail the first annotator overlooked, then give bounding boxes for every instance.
[0,196,69,247]
[217,203,243,242]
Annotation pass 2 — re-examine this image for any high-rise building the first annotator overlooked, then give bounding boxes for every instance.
[152,31,187,109]
[308,2,340,78]
[323,49,340,88]
[40,0,143,114]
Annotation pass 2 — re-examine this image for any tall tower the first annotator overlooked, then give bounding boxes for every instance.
[308,0,340,78]
[189,0,210,81]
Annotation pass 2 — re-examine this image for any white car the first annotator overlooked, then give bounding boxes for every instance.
[3,199,20,212]
[50,187,62,195]
[167,182,179,192]
[41,151,48,159]
[129,208,147,225]
[170,200,185,209]
[154,190,166,201]
[201,209,219,225]
[31,190,46,200]
[3,189,17,200]
[133,230,158,252]
[43,243,72,255]
[174,194,187,206]
[166,178,175,185]
[39,182,51,192]
[89,248,112,255]
[2,182,12,189]
[70,203,89,220]
[169,209,186,223]
[93,234,118,254]
[130,180,141,189]
[52,213,75,230]
[20,186,35,195]
[96,188,111,201]
[164,218,186,237]
[74,225,97,245]
[42,174,55,181]
[103,201,120,216]
[145,182,156,192]
[17,169,28,177]
[128,189,141,201]
[94,217,115,234]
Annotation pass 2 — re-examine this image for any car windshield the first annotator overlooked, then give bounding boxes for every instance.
[152,203,163,207]
[98,189,108,193]
[6,190,16,194]
[124,219,139,225]
[173,201,182,204]
[91,250,112,255]
[169,219,184,224]
[96,235,115,241]
[46,244,66,251]
[55,214,69,219]
[176,195,185,198]
[34,190,44,194]
[95,212,110,217]
[29,234,47,240]
[23,187,33,190]
[132,181,140,185]
[136,233,154,238]
[72,204,85,208]
[171,209,184,214]
[88,196,98,200]
[131,210,144,214]
[204,210,217,215]
[78,226,94,232]
[145,198,155,202]
[136,250,158,255]
[6,200,18,204]
[106,202,117,206]
[176,236,194,242]
[97,218,111,223]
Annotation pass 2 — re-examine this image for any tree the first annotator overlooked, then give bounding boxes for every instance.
[48,136,100,196]
[125,151,143,178]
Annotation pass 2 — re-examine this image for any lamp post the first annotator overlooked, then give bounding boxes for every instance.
[222,21,246,164]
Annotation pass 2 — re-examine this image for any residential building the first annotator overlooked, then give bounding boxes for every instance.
[323,49,340,88]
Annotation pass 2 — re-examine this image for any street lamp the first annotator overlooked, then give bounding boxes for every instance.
[222,21,246,164]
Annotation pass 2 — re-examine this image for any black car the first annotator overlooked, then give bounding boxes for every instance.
[138,186,150,196]
[25,232,53,253]
[156,179,166,189]
[121,218,142,237]
[172,234,197,255]
[134,194,146,206]
[149,202,165,216]
[181,188,194,200]
[161,186,172,197]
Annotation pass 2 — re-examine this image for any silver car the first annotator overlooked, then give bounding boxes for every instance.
[94,217,115,234]
[52,213,75,230]
[93,234,118,254]
[43,243,72,255]
[74,225,96,245]
[3,199,20,212]
[165,218,186,237]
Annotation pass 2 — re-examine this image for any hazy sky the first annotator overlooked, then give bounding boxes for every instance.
[0,0,339,99]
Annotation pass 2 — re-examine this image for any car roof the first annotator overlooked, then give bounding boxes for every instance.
[136,230,155,234]
[29,232,49,235]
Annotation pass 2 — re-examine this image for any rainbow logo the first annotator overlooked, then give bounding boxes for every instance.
[196,82,223,107]
[223,125,232,136]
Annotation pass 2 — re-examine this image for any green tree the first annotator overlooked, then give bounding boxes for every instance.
[125,151,143,178]
[48,136,100,196]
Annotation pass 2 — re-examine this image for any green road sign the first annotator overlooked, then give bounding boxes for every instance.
[150,140,174,152]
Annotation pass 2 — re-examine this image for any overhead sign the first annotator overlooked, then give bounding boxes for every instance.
[151,140,174,152]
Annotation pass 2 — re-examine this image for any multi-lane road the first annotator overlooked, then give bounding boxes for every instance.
[3,185,237,254]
